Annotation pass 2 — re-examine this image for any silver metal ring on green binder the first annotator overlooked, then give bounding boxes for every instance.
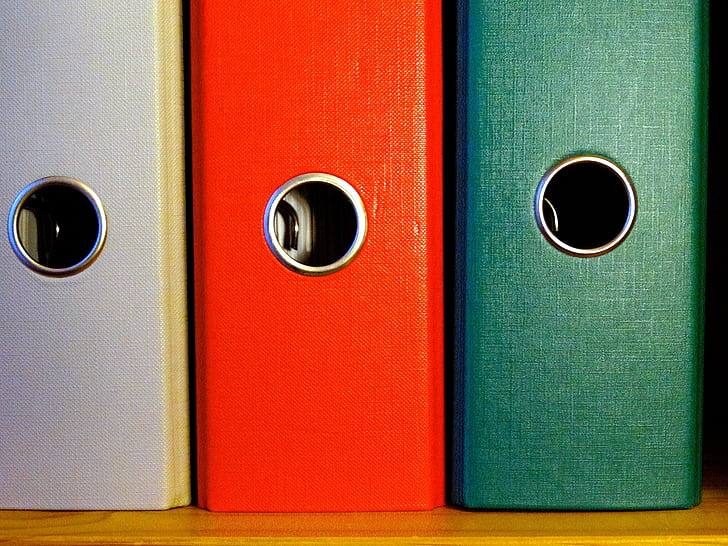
[535,155,637,257]
[8,176,107,276]
[264,173,367,276]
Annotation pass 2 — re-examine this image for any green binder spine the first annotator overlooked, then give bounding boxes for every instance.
[453,0,708,510]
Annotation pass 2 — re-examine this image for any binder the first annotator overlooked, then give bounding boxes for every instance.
[453,0,707,509]
[0,2,189,509]
[192,0,444,511]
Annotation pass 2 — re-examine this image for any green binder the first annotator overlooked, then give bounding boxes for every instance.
[453,0,708,509]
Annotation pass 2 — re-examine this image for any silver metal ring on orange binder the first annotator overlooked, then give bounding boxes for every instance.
[7,176,107,276]
[264,173,367,276]
[535,155,637,257]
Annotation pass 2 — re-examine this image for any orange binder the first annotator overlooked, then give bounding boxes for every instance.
[191,1,444,511]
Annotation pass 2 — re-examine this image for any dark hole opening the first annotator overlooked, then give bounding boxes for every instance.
[541,160,632,251]
[16,184,101,269]
[273,181,358,268]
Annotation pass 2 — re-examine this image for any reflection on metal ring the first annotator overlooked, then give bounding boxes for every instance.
[534,155,637,257]
[8,176,107,276]
[264,173,367,276]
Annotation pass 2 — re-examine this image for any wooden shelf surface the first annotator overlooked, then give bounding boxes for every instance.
[3,470,728,546]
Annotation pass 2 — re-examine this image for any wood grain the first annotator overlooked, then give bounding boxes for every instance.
[2,484,728,545]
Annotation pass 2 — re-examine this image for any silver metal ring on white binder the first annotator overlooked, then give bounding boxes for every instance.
[535,155,637,257]
[7,176,107,276]
[264,173,367,276]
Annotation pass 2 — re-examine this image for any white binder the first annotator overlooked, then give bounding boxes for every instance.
[0,2,190,509]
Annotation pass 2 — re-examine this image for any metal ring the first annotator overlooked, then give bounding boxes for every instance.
[535,155,637,257]
[264,173,367,276]
[8,176,107,276]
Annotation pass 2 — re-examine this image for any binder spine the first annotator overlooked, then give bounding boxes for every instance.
[454,0,706,510]
[192,0,444,511]
[0,1,189,510]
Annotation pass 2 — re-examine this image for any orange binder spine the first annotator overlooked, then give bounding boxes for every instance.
[192,0,443,511]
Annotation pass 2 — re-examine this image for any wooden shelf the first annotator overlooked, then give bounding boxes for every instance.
[3,462,728,545]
